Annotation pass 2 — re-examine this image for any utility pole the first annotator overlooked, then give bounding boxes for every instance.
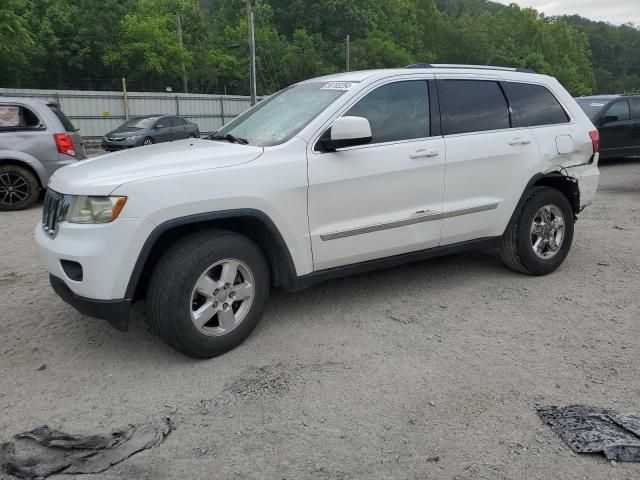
[177,13,187,93]
[346,34,350,72]
[247,0,257,106]
[121,77,129,121]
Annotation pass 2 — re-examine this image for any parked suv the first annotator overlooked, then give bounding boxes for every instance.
[35,66,600,358]
[575,94,640,159]
[0,97,85,210]
[101,115,200,151]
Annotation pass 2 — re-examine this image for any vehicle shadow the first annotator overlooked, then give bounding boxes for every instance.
[598,156,639,167]
[92,248,509,362]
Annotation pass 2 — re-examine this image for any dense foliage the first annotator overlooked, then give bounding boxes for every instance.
[1,0,638,95]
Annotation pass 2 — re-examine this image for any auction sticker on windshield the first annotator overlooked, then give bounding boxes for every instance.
[322,82,354,90]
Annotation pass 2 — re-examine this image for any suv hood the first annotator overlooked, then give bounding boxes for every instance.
[49,139,264,195]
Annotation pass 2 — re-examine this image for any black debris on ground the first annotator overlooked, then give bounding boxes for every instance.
[537,405,640,462]
[0,418,171,479]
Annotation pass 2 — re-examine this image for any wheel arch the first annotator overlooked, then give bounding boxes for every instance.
[126,209,298,302]
[0,156,46,188]
[505,171,580,235]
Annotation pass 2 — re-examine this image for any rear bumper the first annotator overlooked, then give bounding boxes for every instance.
[50,274,131,331]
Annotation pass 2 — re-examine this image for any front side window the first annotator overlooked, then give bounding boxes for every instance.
[155,118,170,128]
[0,105,41,130]
[439,80,510,135]
[503,82,569,127]
[214,82,352,146]
[603,100,630,122]
[344,81,430,144]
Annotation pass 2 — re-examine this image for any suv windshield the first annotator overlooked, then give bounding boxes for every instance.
[120,117,158,129]
[575,99,608,120]
[213,82,354,146]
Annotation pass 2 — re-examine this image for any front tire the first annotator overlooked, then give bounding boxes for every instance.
[500,187,574,275]
[147,230,270,358]
[143,136,154,146]
[0,165,40,211]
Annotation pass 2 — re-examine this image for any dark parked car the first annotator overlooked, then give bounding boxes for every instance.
[102,115,200,152]
[575,94,640,159]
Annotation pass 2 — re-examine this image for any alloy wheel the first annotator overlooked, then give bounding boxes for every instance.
[190,259,255,336]
[0,172,30,206]
[530,204,565,259]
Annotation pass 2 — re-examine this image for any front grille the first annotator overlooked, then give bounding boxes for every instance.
[42,190,66,237]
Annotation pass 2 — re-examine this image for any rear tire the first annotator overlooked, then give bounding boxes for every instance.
[500,187,574,275]
[0,165,40,211]
[147,230,270,358]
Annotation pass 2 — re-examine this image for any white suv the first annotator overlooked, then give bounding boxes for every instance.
[35,65,600,358]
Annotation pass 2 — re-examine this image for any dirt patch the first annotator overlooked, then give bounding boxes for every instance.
[0,161,639,479]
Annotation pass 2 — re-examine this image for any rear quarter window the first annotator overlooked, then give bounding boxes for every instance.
[439,80,510,135]
[503,82,569,127]
[47,104,76,132]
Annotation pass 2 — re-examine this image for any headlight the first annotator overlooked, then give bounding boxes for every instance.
[64,195,127,224]
[128,135,141,140]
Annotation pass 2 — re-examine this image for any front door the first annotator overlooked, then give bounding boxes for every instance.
[599,99,633,157]
[307,79,445,270]
[153,117,173,143]
[629,97,640,155]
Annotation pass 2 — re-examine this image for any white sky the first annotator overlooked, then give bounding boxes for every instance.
[493,0,640,26]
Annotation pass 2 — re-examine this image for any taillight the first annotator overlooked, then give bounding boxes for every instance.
[589,130,600,154]
[53,133,76,156]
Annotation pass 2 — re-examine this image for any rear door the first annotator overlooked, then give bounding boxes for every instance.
[436,77,541,245]
[597,99,633,157]
[307,78,446,270]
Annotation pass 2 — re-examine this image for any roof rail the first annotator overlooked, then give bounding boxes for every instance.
[404,63,536,74]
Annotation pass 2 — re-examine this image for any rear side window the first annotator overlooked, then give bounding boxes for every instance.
[503,82,569,127]
[345,80,429,144]
[0,105,41,130]
[172,116,187,126]
[439,80,509,135]
[47,104,76,132]
[603,100,630,122]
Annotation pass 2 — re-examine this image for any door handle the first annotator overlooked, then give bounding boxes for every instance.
[410,149,439,159]
[508,138,532,146]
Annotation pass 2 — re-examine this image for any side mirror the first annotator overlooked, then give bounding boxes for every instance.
[320,116,372,152]
[601,115,618,124]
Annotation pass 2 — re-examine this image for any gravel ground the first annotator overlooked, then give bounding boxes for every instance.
[1,159,639,480]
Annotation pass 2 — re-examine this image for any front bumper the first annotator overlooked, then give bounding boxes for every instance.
[101,137,140,151]
[50,275,131,331]
[35,216,156,330]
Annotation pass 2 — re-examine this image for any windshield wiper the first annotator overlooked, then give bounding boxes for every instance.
[208,133,249,145]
